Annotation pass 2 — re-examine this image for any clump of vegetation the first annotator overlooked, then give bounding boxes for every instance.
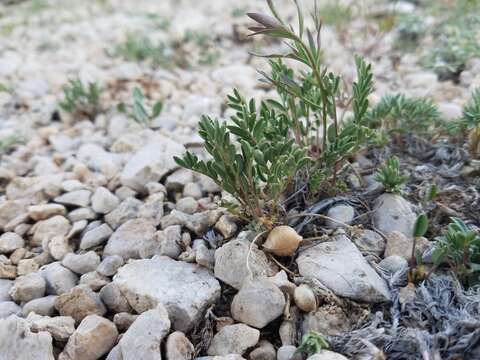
[375,156,408,194]
[408,213,429,284]
[422,19,480,81]
[118,87,162,127]
[317,0,352,28]
[366,93,440,136]
[296,331,329,357]
[394,13,425,52]
[175,0,377,228]
[0,134,23,157]
[174,90,310,229]
[445,88,480,155]
[183,30,220,66]
[59,79,101,120]
[432,217,480,288]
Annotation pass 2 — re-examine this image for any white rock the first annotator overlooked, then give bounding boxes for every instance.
[296,234,390,303]
[100,282,132,314]
[27,313,75,341]
[39,262,79,295]
[91,187,120,214]
[79,271,110,291]
[62,252,101,275]
[80,223,113,250]
[0,279,12,302]
[0,315,54,359]
[207,324,260,356]
[325,205,355,229]
[59,315,118,360]
[9,273,46,302]
[373,194,416,238]
[107,304,170,360]
[47,235,72,261]
[214,239,278,289]
[438,102,462,121]
[33,215,71,247]
[113,256,220,332]
[104,197,142,230]
[97,255,124,277]
[104,218,156,260]
[231,279,285,329]
[28,204,66,221]
[0,301,21,318]
[353,229,385,256]
[55,190,92,208]
[120,138,185,192]
[22,295,58,317]
[0,232,24,254]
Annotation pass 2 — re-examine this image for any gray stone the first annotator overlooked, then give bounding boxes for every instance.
[28,204,66,221]
[214,215,238,239]
[176,196,198,214]
[0,263,16,279]
[17,258,40,275]
[277,346,300,360]
[325,205,355,229]
[67,208,97,222]
[91,187,120,214]
[59,315,118,360]
[183,182,203,199]
[0,200,28,231]
[353,229,386,256]
[196,244,215,269]
[373,194,416,237]
[0,315,54,359]
[214,239,278,290]
[384,231,431,260]
[0,232,24,254]
[9,273,46,302]
[80,223,113,250]
[378,256,409,275]
[231,279,285,329]
[55,190,92,208]
[161,209,222,235]
[62,251,100,275]
[166,169,194,192]
[207,324,260,356]
[113,256,220,332]
[79,271,110,291]
[0,279,12,302]
[0,301,21,318]
[22,296,58,317]
[108,304,170,360]
[139,193,164,226]
[152,225,182,259]
[27,313,75,341]
[39,262,79,295]
[166,331,195,360]
[120,138,185,191]
[55,285,106,324]
[97,255,124,277]
[296,234,390,303]
[104,197,143,230]
[302,304,352,336]
[104,218,156,260]
[249,341,276,360]
[100,282,133,313]
[47,235,72,261]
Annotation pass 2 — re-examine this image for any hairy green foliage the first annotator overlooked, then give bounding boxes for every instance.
[175,89,310,227]
[366,93,440,136]
[175,0,377,224]
[432,217,480,287]
[375,156,408,194]
[296,331,329,357]
[118,87,162,126]
[59,79,101,120]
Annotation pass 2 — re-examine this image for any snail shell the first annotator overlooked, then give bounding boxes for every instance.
[263,225,302,256]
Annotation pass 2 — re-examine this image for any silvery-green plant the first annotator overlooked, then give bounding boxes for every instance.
[59,79,101,120]
[118,87,162,127]
[375,156,408,194]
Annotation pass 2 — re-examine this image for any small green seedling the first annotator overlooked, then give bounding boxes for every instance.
[118,87,163,126]
[59,79,101,120]
[296,331,329,357]
[375,156,408,194]
[432,217,480,288]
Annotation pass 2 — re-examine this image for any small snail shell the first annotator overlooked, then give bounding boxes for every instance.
[263,225,302,256]
[294,284,317,312]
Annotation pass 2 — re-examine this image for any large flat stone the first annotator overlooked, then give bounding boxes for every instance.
[296,235,390,303]
[113,256,220,332]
